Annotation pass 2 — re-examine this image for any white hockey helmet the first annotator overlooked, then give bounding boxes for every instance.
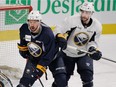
[80,2,94,12]
[27,10,42,21]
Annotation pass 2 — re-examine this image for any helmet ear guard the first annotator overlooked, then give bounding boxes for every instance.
[80,2,94,13]
[27,10,42,21]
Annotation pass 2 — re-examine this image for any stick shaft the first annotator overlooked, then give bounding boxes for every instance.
[67,45,116,63]
[38,78,44,87]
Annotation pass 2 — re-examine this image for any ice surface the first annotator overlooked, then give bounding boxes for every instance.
[1,35,116,87]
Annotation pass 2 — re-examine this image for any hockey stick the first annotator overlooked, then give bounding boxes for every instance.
[38,78,44,87]
[0,70,13,87]
[53,47,62,60]
[67,45,116,63]
[32,67,45,87]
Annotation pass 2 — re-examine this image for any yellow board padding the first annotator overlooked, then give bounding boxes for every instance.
[0,30,19,41]
[102,24,116,34]
[0,24,116,41]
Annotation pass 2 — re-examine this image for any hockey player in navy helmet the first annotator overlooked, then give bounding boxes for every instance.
[53,1,102,87]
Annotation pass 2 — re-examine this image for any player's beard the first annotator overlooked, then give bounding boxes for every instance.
[81,16,89,24]
[30,26,39,33]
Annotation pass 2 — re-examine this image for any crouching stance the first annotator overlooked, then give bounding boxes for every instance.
[17,10,55,87]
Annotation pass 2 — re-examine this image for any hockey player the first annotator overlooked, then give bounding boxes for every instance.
[17,10,56,87]
[17,10,67,87]
[49,34,67,87]
[53,1,102,87]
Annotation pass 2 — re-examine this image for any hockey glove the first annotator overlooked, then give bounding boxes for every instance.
[56,33,67,50]
[88,46,102,60]
[17,43,29,59]
[35,64,47,78]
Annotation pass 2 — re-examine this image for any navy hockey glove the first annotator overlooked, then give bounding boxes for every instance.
[35,64,47,78]
[56,33,67,50]
[88,46,102,60]
[17,43,29,59]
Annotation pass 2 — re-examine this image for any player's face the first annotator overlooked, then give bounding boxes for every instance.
[80,10,92,23]
[28,20,40,33]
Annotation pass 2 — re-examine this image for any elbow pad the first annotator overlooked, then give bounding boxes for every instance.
[17,43,29,58]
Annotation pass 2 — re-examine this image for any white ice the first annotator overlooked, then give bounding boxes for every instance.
[0,35,116,87]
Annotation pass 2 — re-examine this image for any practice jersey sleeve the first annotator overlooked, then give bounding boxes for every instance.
[54,15,76,35]
[86,20,102,50]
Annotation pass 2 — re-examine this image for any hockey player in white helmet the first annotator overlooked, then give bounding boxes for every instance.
[53,1,102,87]
[17,10,56,87]
[17,10,67,87]
[27,10,42,33]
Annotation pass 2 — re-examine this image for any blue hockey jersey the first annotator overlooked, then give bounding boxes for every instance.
[19,22,56,67]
